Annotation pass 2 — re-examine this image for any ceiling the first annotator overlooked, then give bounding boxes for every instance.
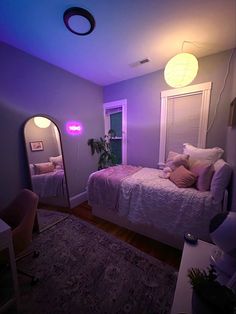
[0,0,235,86]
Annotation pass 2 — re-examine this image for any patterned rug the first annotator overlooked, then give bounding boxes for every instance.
[16,214,177,313]
[37,208,69,232]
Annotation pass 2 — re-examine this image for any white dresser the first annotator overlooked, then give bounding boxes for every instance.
[171,240,216,314]
[0,218,20,313]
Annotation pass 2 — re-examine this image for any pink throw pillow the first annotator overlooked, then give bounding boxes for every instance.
[169,165,196,188]
[190,160,214,191]
[34,162,54,175]
[211,159,232,203]
[166,151,189,170]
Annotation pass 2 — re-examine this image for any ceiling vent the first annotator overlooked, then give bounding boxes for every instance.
[139,58,150,64]
[129,58,150,68]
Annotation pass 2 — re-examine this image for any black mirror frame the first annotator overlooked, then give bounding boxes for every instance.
[23,114,70,209]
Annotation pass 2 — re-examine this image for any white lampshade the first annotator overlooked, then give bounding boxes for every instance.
[164,52,198,88]
[34,117,51,128]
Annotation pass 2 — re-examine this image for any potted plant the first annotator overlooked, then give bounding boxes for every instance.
[87,129,117,170]
[188,266,236,314]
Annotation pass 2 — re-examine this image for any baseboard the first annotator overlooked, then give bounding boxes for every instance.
[69,191,88,208]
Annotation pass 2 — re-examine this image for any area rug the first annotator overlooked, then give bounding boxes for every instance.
[17,215,177,314]
[37,208,69,232]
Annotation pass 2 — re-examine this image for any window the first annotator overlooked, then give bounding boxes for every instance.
[103,99,127,164]
[159,82,212,165]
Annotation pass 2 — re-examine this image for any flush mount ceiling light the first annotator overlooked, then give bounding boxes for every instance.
[34,117,51,128]
[63,7,95,36]
[164,41,199,88]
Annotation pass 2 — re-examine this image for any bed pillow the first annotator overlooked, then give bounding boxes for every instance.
[49,155,63,169]
[169,165,197,188]
[183,143,224,164]
[190,160,214,191]
[34,162,54,175]
[165,151,190,170]
[159,166,172,179]
[210,159,232,203]
[29,163,35,176]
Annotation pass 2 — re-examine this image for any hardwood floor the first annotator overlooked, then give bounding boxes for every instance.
[40,201,182,269]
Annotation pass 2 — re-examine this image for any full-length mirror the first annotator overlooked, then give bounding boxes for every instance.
[24,116,69,231]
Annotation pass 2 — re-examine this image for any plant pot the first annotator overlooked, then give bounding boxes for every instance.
[192,291,215,314]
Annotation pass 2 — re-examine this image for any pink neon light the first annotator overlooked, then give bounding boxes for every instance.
[66,121,83,135]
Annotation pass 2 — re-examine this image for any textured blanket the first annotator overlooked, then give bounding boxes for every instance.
[87,165,141,211]
[119,167,221,242]
[88,165,222,244]
[32,169,65,198]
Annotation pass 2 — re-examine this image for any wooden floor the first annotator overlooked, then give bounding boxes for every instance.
[41,201,182,269]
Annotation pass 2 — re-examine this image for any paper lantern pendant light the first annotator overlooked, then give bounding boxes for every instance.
[34,117,51,128]
[164,52,198,88]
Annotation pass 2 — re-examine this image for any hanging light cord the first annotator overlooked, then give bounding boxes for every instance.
[207,48,235,133]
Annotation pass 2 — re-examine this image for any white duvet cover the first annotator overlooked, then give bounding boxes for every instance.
[32,169,66,198]
[118,167,221,242]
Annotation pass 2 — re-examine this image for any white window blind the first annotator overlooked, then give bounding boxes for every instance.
[165,93,202,159]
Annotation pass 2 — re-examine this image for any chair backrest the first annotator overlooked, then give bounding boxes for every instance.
[0,189,39,256]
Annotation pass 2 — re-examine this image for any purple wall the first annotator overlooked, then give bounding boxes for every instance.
[104,50,234,168]
[104,70,165,168]
[0,42,104,208]
[1,42,235,211]
[104,50,236,210]
[25,119,60,164]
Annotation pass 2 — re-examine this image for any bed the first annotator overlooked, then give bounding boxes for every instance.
[87,159,231,249]
[31,169,68,206]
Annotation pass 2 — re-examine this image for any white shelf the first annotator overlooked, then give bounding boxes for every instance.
[0,219,20,313]
[171,240,215,314]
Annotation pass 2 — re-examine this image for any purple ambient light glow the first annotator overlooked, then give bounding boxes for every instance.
[66,121,83,136]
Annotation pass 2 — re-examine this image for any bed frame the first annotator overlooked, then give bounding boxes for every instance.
[92,204,195,250]
[89,164,230,251]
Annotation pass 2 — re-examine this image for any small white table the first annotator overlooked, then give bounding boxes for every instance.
[0,218,20,313]
[171,240,216,314]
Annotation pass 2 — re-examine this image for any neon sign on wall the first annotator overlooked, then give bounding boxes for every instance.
[66,121,83,136]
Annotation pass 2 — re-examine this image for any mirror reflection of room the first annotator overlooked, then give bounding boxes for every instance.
[24,116,69,230]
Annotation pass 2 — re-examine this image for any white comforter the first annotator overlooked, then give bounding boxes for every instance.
[32,169,66,198]
[118,167,221,242]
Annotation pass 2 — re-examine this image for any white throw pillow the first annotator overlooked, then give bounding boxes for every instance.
[29,163,35,176]
[183,143,224,164]
[165,151,189,170]
[210,159,232,203]
[34,162,55,175]
[49,155,64,169]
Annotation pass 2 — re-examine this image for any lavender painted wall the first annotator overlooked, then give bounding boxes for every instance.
[104,50,234,168]
[1,42,235,210]
[104,49,235,208]
[0,42,103,208]
[25,119,60,164]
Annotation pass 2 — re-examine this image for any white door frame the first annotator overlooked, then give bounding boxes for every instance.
[103,99,127,164]
[159,82,212,165]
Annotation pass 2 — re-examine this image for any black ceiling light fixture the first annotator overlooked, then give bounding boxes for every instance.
[63,7,95,36]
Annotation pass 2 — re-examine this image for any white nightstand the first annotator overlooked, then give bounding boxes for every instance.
[171,240,216,314]
[0,218,20,312]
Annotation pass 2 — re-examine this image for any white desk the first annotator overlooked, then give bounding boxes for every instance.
[0,219,20,313]
[171,240,216,314]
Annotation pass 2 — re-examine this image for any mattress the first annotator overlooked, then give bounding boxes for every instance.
[31,169,66,198]
[88,165,221,245]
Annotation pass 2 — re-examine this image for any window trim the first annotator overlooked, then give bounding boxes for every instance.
[103,99,127,164]
[159,82,212,165]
